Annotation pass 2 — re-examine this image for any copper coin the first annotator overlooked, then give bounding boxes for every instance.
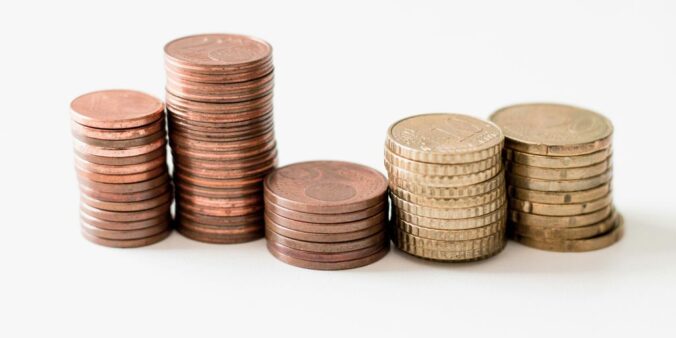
[174,178,261,198]
[264,209,387,234]
[167,104,272,124]
[265,214,384,243]
[168,115,273,137]
[174,159,275,180]
[74,147,166,166]
[166,82,273,103]
[173,169,266,188]
[73,137,166,157]
[268,240,386,263]
[82,227,171,248]
[176,192,262,209]
[74,154,166,175]
[73,129,165,148]
[170,130,274,152]
[80,200,171,222]
[167,72,274,94]
[264,200,386,224]
[171,148,277,170]
[80,183,170,203]
[171,140,275,161]
[71,117,165,141]
[81,219,170,240]
[176,208,263,227]
[78,171,169,194]
[169,121,274,142]
[165,91,272,114]
[76,165,166,184]
[177,197,262,217]
[176,225,263,244]
[80,211,171,231]
[264,161,388,214]
[267,241,389,270]
[168,108,273,129]
[164,34,272,71]
[165,61,273,84]
[177,217,262,235]
[71,89,163,129]
[265,229,386,253]
[80,190,173,212]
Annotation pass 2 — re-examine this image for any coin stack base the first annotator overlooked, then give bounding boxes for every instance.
[385,114,507,262]
[491,103,622,252]
[71,90,172,248]
[264,161,389,270]
[164,34,278,243]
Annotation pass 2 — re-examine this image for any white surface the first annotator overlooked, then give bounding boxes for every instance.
[1,0,675,337]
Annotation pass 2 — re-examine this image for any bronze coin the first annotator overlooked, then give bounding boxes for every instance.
[74,154,166,175]
[264,200,386,224]
[80,190,173,212]
[264,161,387,214]
[81,219,170,240]
[164,34,272,71]
[165,91,273,114]
[173,169,266,188]
[71,90,164,129]
[74,147,166,166]
[171,148,277,170]
[268,240,386,263]
[266,241,389,270]
[82,227,171,248]
[80,200,171,222]
[78,171,169,194]
[71,117,165,141]
[73,137,166,157]
[264,214,384,243]
[170,130,274,152]
[177,197,262,217]
[76,165,166,184]
[174,159,275,180]
[176,192,262,209]
[264,209,387,234]
[73,129,165,148]
[176,208,263,227]
[174,178,261,198]
[80,182,171,203]
[170,140,275,161]
[80,211,171,231]
[265,228,386,253]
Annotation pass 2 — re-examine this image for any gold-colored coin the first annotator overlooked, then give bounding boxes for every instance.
[490,103,613,156]
[386,159,502,187]
[388,170,505,198]
[511,214,624,252]
[391,192,506,219]
[393,203,507,230]
[394,229,505,252]
[505,147,611,169]
[510,205,612,227]
[508,157,611,180]
[386,113,504,164]
[508,183,611,204]
[385,148,501,176]
[508,168,612,192]
[395,239,506,262]
[509,193,613,216]
[510,210,618,240]
[394,216,506,241]
[391,184,505,208]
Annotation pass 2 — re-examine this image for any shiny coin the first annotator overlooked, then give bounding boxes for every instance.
[71,90,164,129]
[394,230,505,253]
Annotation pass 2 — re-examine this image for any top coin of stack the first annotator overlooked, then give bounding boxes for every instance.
[264,161,389,270]
[490,103,622,252]
[385,114,507,261]
[164,34,278,243]
[70,90,173,248]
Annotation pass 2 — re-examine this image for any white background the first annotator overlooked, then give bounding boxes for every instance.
[1,0,675,337]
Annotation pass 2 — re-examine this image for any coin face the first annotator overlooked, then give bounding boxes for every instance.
[165,33,271,67]
[490,103,613,155]
[70,90,164,129]
[387,113,504,163]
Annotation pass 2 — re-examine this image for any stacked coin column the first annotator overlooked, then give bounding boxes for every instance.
[385,114,507,261]
[263,161,389,270]
[490,103,622,252]
[71,90,173,248]
[164,34,278,243]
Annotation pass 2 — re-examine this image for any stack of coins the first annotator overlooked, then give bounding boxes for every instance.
[385,114,507,261]
[489,103,623,252]
[164,34,278,243]
[70,90,173,248]
[263,161,389,270]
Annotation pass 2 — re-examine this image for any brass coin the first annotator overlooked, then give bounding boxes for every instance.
[82,227,171,248]
[394,229,505,253]
[391,184,505,208]
[70,89,164,129]
[267,241,385,263]
[386,113,504,163]
[74,153,166,175]
[264,200,386,224]
[508,157,611,180]
[81,219,170,240]
[74,147,166,166]
[80,190,173,212]
[393,203,507,230]
[388,169,505,198]
[510,210,619,240]
[384,148,501,176]
[73,137,166,158]
[508,182,612,204]
[80,200,172,222]
[385,159,502,187]
[509,193,613,216]
[71,117,165,141]
[505,147,612,169]
[390,192,506,219]
[394,216,506,241]
[490,103,613,156]
[511,214,624,252]
[264,209,387,234]
[508,168,612,192]
[78,171,169,194]
[510,204,613,228]
[264,214,384,243]
[395,238,506,262]
[80,211,171,231]
[267,241,389,270]
[76,165,166,184]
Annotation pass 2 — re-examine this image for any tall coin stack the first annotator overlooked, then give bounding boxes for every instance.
[71,90,173,248]
[385,114,507,261]
[264,161,389,270]
[490,103,623,252]
[164,34,278,243]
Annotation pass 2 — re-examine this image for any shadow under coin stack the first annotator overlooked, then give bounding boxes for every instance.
[263,161,389,270]
[70,90,173,248]
[490,103,622,252]
[164,34,278,243]
[385,114,507,261]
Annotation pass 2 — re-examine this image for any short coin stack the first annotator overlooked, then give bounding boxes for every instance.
[490,103,623,252]
[164,34,278,243]
[385,114,507,261]
[264,161,389,270]
[71,90,172,248]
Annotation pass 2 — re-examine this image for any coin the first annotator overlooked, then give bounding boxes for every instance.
[508,183,612,204]
[510,205,612,228]
[266,229,386,253]
[81,219,170,240]
[78,172,169,194]
[80,200,171,222]
[393,203,507,230]
[73,129,165,149]
[395,216,506,241]
[264,209,386,234]
[508,157,611,180]
[268,241,385,263]
[264,200,386,224]
[391,184,505,208]
[76,165,166,184]
[390,192,505,219]
[388,169,505,198]
[507,168,612,192]
[82,228,171,248]
[80,182,170,203]
[80,211,171,231]
[164,34,272,71]
[395,240,506,262]
[385,159,502,187]
[384,148,501,176]
[80,190,173,212]
[75,147,166,166]
[509,193,613,216]
[266,241,389,270]
[505,147,612,169]
[71,90,164,129]
[510,210,619,240]
[75,153,166,175]
[176,209,262,227]
[264,214,384,243]
[73,137,166,158]
[394,230,505,253]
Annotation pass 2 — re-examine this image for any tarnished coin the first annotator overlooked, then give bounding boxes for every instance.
[490,103,613,156]
[393,203,507,230]
[508,157,611,180]
[390,192,505,219]
[176,218,263,238]
[391,184,505,208]
[171,140,275,161]
[394,216,506,241]
[386,113,504,163]
[384,148,501,176]
[508,183,612,204]
[510,205,612,228]
[264,200,386,224]
[71,90,164,129]
[264,161,388,214]
[385,159,502,187]
[264,210,387,234]
[176,192,262,209]
[166,92,273,115]
[508,168,612,192]
[266,241,389,270]
[509,193,613,216]
[388,169,505,198]
[264,214,384,243]
[510,210,619,240]
[505,147,612,169]
[82,228,171,248]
